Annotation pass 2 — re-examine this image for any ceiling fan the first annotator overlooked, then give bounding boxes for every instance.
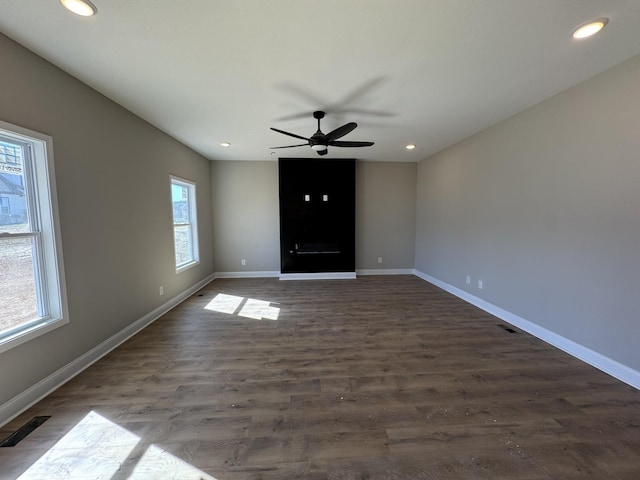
[270,111,374,156]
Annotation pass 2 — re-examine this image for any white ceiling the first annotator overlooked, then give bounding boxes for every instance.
[2,1,640,162]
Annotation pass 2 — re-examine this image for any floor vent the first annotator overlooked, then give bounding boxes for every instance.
[0,416,51,447]
[497,324,518,334]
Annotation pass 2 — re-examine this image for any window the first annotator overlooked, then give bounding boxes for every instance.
[170,176,199,272]
[0,121,68,352]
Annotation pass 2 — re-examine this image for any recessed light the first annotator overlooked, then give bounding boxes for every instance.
[572,18,608,39]
[220,142,231,147]
[60,0,97,17]
[406,144,416,150]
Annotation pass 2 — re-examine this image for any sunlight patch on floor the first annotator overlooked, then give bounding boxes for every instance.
[17,411,217,480]
[204,293,243,314]
[238,298,280,320]
[18,411,139,479]
[128,444,216,479]
[205,293,280,320]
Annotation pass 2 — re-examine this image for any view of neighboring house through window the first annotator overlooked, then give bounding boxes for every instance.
[0,141,35,326]
[0,196,10,215]
[171,176,199,272]
[0,122,67,352]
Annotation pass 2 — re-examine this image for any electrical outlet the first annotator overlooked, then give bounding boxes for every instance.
[159,286,164,296]
[377,257,383,264]
[466,275,471,285]
[477,280,483,289]
[241,259,246,266]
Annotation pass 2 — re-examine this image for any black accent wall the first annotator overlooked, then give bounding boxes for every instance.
[279,158,355,274]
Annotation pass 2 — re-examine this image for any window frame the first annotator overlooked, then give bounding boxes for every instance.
[170,175,199,273]
[0,120,69,353]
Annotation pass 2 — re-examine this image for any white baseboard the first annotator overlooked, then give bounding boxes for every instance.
[0,273,216,428]
[356,268,415,276]
[215,270,414,279]
[413,270,640,390]
[280,272,356,280]
[215,271,280,278]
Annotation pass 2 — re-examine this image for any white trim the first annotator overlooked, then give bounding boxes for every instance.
[215,271,280,278]
[170,175,199,272]
[0,317,68,354]
[176,259,200,274]
[0,120,69,354]
[413,269,640,390]
[356,268,414,276]
[280,272,357,280]
[0,274,215,428]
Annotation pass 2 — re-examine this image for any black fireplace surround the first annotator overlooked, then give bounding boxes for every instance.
[279,158,355,274]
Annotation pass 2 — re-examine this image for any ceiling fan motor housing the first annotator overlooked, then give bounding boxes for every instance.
[310,132,328,151]
[311,111,328,153]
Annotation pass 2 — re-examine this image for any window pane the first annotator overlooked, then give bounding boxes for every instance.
[0,236,39,334]
[1,139,38,333]
[0,141,29,231]
[0,142,22,165]
[171,184,189,224]
[174,224,193,266]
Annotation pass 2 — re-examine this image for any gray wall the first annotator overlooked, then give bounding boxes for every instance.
[0,34,214,406]
[415,53,640,372]
[356,161,416,270]
[211,159,417,274]
[211,160,280,273]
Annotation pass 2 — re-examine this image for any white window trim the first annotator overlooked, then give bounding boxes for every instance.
[0,120,69,353]
[170,175,199,273]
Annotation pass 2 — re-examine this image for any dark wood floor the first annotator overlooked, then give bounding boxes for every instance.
[1,275,638,479]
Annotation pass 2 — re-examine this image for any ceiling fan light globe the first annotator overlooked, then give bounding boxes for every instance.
[311,145,327,151]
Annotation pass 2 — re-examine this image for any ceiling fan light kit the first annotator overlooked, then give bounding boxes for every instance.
[270,111,374,156]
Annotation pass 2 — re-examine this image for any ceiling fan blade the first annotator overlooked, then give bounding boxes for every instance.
[270,127,309,142]
[270,143,310,149]
[324,122,357,142]
[275,111,316,122]
[329,140,375,147]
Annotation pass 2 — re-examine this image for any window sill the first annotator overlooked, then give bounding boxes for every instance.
[176,260,200,274]
[0,316,69,354]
